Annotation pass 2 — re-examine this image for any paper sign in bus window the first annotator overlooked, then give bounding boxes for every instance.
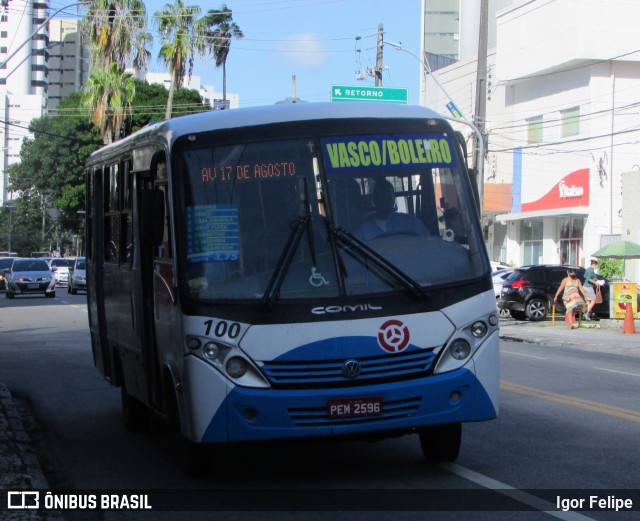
[187,204,239,263]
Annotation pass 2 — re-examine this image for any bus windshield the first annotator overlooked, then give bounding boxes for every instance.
[177,127,483,302]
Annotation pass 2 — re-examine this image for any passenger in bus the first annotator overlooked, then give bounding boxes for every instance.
[355,179,429,241]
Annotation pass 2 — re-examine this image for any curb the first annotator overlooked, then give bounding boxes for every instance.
[0,383,50,490]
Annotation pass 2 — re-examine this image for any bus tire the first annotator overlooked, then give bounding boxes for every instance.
[121,379,149,433]
[165,383,210,475]
[418,422,461,463]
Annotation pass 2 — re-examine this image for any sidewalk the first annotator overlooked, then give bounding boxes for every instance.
[0,319,638,516]
[0,383,52,519]
[499,316,640,357]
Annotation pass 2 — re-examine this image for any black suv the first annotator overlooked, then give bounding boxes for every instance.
[497,265,611,321]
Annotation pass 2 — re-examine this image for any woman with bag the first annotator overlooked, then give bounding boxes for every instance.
[583,259,605,320]
[554,268,588,329]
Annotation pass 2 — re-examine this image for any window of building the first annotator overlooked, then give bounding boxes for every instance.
[520,219,543,265]
[561,106,580,137]
[0,31,7,38]
[559,217,584,265]
[526,115,543,144]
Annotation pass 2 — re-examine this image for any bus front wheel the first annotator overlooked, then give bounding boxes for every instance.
[418,422,461,463]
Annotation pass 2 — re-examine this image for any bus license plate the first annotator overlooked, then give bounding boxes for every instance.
[327,397,383,418]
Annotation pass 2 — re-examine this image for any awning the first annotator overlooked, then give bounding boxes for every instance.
[495,206,589,223]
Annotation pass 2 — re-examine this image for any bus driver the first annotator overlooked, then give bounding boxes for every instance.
[356,179,429,241]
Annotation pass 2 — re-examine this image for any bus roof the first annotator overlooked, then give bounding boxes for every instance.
[87,102,449,166]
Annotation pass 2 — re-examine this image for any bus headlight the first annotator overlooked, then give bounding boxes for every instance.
[202,342,220,360]
[450,339,471,360]
[226,357,248,378]
[184,335,270,388]
[471,321,488,338]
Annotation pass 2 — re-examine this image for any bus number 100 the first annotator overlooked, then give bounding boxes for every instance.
[204,320,241,339]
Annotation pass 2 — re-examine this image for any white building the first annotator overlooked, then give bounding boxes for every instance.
[423,0,640,282]
[142,71,239,110]
[0,0,49,205]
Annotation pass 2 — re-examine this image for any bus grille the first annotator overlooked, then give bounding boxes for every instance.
[260,349,436,389]
[287,397,422,427]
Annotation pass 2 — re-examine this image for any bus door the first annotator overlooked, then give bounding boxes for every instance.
[137,156,173,411]
[87,166,113,380]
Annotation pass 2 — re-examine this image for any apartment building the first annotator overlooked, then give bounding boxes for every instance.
[423,0,640,281]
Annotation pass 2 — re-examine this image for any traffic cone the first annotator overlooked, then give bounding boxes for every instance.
[622,302,636,335]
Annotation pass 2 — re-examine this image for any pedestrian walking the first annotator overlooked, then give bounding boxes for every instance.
[582,259,605,320]
[554,268,587,329]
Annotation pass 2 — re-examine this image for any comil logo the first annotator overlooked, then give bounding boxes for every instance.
[7,491,40,509]
[377,319,410,353]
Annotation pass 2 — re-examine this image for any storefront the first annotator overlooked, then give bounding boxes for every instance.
[496,167,590,267]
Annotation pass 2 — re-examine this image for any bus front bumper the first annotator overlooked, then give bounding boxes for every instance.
[183,332,499,444]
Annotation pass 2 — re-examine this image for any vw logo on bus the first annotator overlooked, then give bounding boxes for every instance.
[342,359,361,378]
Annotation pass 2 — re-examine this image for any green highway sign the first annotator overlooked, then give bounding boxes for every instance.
[331,85,408,104]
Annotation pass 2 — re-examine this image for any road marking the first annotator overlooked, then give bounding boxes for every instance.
[502,350,548,360]
[501,381,640,423]
[593,367,640,378]
[440,463,595,520]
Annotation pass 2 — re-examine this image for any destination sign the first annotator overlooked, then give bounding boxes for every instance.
[321,134,455,173]
[200,161,297,184]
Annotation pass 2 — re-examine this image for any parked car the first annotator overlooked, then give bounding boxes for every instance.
[497,264,626,321]
[492,268,514,318]
[490,261,510,272]
[48,257,75,286]
[67,256,86,294]
[5,258,56,299]
[0,257,16,291]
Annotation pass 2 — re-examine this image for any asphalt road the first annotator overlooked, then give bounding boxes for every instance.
[0,293,639,520]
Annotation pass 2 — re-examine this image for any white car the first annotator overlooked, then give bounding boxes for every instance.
[49,258,75,286]
[492,268,513,317]
[491,261,510,272]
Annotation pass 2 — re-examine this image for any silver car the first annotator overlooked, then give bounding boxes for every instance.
[5,258,56,299]
[67,256,87,294]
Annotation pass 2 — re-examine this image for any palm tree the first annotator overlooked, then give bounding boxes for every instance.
[83,0,152,71]
[202,4,244,107]
[81,63,136,144]
[155,0,207,119]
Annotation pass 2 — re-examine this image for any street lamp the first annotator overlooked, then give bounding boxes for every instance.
[384,41,485,211]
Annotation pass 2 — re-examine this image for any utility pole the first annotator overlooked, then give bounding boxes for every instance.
[375,23,384,86]
[473,0,489,216]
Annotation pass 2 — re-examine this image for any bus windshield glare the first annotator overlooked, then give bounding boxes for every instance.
[178,129,482,302]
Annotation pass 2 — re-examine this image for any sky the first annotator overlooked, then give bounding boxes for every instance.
[56,0,425,107]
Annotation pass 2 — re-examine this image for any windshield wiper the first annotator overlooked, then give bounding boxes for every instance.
[332,227,428,300]
[260,216,309,310]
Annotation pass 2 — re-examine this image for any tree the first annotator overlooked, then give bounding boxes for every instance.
[202,4,244,106]
[4,94,102,254]
[125,80,209,135]
[82,62,137,144]
[155,0,207,119]
[83,0,152,71]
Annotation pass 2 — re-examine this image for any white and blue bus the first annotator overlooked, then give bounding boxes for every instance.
[85,102,499,468]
